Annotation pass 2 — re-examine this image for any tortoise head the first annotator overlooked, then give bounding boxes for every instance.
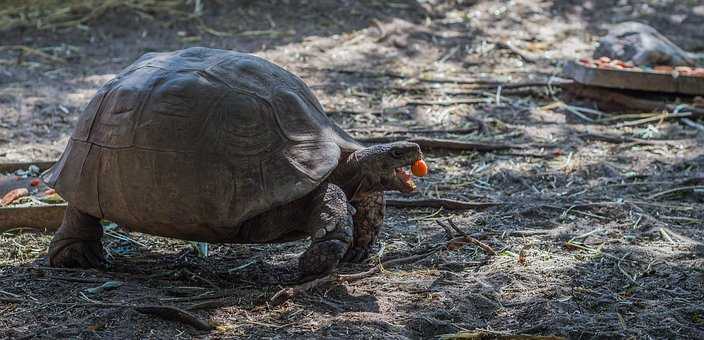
[352,141,423,193]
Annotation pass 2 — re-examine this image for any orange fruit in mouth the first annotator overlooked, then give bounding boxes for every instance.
[411,159,428,177]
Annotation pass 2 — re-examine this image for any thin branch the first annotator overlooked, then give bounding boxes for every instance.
[440,219,497,255]
[646,185,704,200]
[494,40,540,63]
[347,127,479,134]
[615,112,692,128]
[356,137,520,151]
[0,298,212,330]
[385,198,500,210]
[406,98,489,106]
[578,133,687,146]
[303,66,572,88]
[0,45,66,64]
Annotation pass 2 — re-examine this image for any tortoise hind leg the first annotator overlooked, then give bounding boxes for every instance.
[49,205,106,268]
[299,183,353,277]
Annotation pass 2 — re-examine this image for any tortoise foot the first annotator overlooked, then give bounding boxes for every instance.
[342,246,370,263]
[48,205,105,269]
[299,239,349,277]
[49,238,106,269]
[299,183,353,277]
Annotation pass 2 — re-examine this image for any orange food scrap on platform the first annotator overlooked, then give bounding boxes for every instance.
[1,187,29,206]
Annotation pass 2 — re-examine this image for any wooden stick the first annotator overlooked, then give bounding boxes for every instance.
[646,185,704,200]
[443,219,497,255]
[494,41,540,63]
[385,198,500,210]
[0,298,212,330]
[406,98,489,106]
[439,331,565,340]
[348,127,479,134]
[356,136,519,151]
[681,118,704,133]
[133,305,213,330]
[578,133,686,146]
[616,112,692,127]
[303,66,572,88]
[311,83,540,97]
[0,46,66,64]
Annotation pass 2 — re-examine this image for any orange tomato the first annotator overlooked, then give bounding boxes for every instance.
[411,159,428,177]
[1,188,29,206]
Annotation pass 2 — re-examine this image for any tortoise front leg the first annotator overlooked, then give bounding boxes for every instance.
[299,183,354,277]
[343,192,385,263]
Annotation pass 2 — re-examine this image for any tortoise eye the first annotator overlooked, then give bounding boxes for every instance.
[390,149,404,158]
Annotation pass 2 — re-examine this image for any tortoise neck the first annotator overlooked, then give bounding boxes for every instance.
[330,150,376,200]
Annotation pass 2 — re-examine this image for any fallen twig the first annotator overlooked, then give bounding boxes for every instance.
[0,45,66,64]
[494,41,541,63]
[0,297,212,331]
[615,112,692,127]
[406,98,490,106]
[439,330,565,340]
[356,137,519,151]
[681,118,704,133]
[132,305,212,330]
[578,133,687,146]
[440,219,497,255]
[304,66,572,88]
[43,275,108,284]
[646,185,704,200]
[0,297,25,304]
[348,127,479,134]
[385,198,500,210]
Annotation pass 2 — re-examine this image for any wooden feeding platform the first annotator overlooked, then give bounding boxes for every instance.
[563,59,704,96]
[1,160,64,232]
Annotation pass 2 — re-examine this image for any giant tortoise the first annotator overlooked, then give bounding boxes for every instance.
[42,47,424,276]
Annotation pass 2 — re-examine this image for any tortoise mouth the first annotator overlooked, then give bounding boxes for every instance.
[395,167,416,193]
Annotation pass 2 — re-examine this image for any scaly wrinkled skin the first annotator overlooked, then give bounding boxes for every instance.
[343,192,385,263]
[49,206,105,269]
[298,182,354,277]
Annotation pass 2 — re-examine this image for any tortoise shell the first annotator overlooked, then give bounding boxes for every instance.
[43,47,362,239]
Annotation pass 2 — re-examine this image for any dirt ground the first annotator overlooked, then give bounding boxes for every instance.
[1,0,704,339]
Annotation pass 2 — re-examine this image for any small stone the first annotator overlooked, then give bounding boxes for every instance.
[694,6,704,16]
[28,165,40,175]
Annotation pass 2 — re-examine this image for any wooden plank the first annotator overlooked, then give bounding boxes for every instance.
[563,61,704,95]
[0,160,56,174]
[0,204,66,232]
